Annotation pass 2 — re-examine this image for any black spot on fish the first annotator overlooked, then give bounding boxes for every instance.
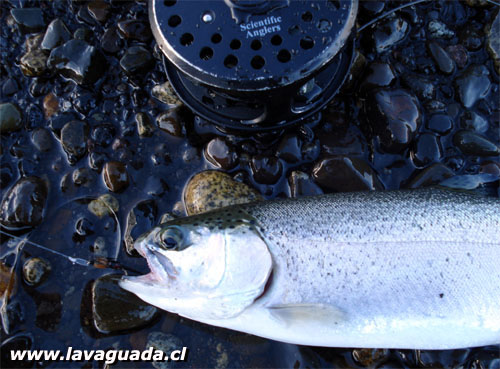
[439,293,444,298]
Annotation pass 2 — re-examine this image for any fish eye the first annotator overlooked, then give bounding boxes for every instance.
[158,226,184,251]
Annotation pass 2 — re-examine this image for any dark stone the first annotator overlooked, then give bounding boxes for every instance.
[26,104,44,130]
[366,89,421,152]
[41,19,71,50]
[205,137,238,170]
[119,46,154,75]
[2,78,19,96]
[250,156,283,185]
[352,349,389,367]
[361,62,395,90]
[10,8,45,33]
[0,177,48,230]
[135,112,155,137]
[361,1,384,14]
[103,161,129,192]
[92,274,158,334]
[373,18,408,53]
[445,44,468,69]
[144,176,168,197]
[0,164,13,189]
[486,11,500,73]
[73,27,92,41]
[60,120,89,164]
[72,167,96,187]
[319,125,366,156]
[49,112,78,138]
[101,26,122,54]
[460,111,488,133]
[124,200,157,254]
[426,114,454,135]
[91,124,116,147]
[31,128,53,152]
[34,292,62,332]
[459,26,483,51]
[455,65,491,109]
[428,42,455,75]
[427,20,455,39]
[276,134,302,163]
[288,171,323,197]
[48,39,106,85]
[22,257,51,286]
[401,74,436,100]
[87,1,110,23]
[453,130,499,156]
[117,20,152,42]
[0,336,32,369]
[0,103,22,133]
[312,156,384,192]
[407,163,455,188]
[157,110,183,137]
[411,133,442,168]
[89,151,108,172]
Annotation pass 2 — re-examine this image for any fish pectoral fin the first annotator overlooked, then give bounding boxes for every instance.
[267,303,345,327]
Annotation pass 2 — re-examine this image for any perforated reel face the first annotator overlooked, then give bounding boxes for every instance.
[150,0,358,131]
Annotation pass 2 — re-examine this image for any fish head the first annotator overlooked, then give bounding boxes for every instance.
[119,209,273,321]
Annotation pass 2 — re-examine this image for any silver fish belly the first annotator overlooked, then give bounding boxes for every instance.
[120,189,500,349]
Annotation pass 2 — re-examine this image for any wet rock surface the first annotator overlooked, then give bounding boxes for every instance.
[0,177,47,230]
[22,257,51,287]
[91,274,158,334]
[0,103,22,133]
[1,0,498,367]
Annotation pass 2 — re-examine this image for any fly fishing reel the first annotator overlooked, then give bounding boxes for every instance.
[150,0,358,131]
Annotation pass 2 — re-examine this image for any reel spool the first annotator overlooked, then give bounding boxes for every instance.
[150,0,358,131]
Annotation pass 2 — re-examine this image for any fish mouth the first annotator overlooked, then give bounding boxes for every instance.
[135,241,177,284]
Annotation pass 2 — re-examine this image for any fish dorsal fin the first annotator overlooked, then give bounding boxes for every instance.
[268,303,345,327]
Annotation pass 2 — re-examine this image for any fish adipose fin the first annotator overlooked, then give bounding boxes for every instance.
[268,303,345,327]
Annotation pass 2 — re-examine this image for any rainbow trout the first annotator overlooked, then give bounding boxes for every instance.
[120,188,500,349]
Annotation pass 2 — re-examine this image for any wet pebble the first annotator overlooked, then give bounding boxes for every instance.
[411,133,442,167]
[361,62,395,90]
[88,194,119,218]
[10,8,45,33]
[143,176,168,197]
[103,161,129,192]
[101,26,122,54]
[184,171,262,215]
[22,257,51,287]
[2,78,19,96]
[41,19,71,51]
[117,20,152,42]
[73,27,92,42]
[60,120,89,164]
[31,128,53,152]
[312,156,384,192]
[408,163,455,188]
[0,177,48,230]
[276,134,302,163]
[460,111,488,133]
[0,164,13,188]
[156,110,183,137]
[0,262,16,299]
[427,20,455,39]
[486,11,499,73]
[453,130,499,156]
[445,44,468,69]
[352,349,389,367]
[43,92,59,119]
[401,74,436,100]
[459,26,483,51]
[91,124,115,147]
[374,18,408,53]
[426,114,453,135]
[72,167,96,187]
[455,65,491,108]
[120,46,154,75]
[319,125,366,156]
[428,42,455,75]
[124,200,157,254]
[152,81,182,106]
[0,103,22,133]
[48,39,106,85]
[87,1,110,23]
[366,89,421,152]
[250,155,283,184]
[205,137,238,170]
[147,332,184,369]
[92,274,158,334]
[20,49,48,77]
[288,171,323,197]
[135,112,155,137]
